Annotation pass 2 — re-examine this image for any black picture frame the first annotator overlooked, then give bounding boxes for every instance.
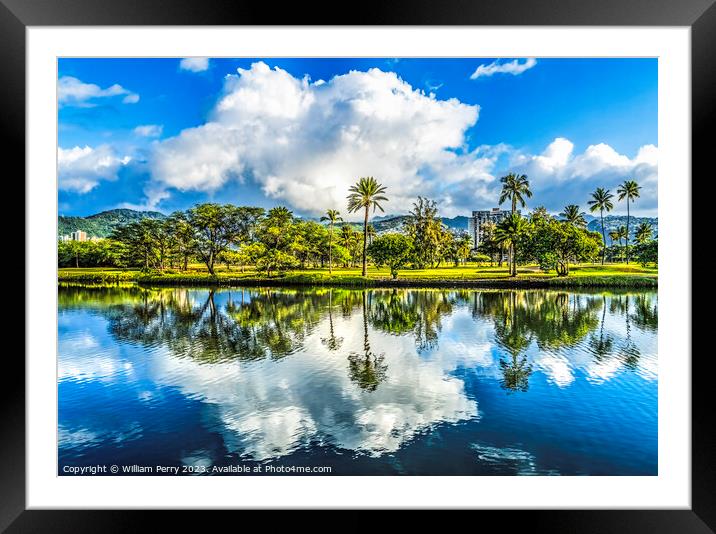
[4,0,709,528]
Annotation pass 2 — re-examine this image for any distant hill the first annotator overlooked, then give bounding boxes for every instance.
[586,215,658,242]
[336,215,469,234]
[58,208,166,238]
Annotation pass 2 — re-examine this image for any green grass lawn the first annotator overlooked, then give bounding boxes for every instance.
[58,262,657,287]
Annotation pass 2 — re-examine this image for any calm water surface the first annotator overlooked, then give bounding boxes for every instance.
[58,285,657,475]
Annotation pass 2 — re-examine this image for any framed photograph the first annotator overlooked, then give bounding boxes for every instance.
[7,0,710,528]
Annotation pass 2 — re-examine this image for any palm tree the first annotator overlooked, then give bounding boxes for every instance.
[608,229,620,261]
[498,173,532,271]
[587,187,614,265]
[560,204,587,228]
[615,225,628,262]
[494,213,527,277]
[366,223,377,245]
[617,180,641,264]
[320,209,342,274]
[635,222,653,244]
[498,173,532,214]
[347,177,388,276]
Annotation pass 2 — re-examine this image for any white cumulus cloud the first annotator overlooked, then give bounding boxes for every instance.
[470,58,537,80]
[134,124,163,137]
[58,76,139,107]
[179,57,210,72]
[510,137,658,215]
[148,61,491,217]
[58,145,131,193]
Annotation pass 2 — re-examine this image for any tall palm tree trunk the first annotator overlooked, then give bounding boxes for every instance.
[328,222,333,274]
[600,210,606,265]
[362,207,369,276]
[510,197,516,274]
[625,201,630,264]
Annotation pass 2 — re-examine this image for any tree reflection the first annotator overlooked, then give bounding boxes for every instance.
[321,289,343,352]
[618,296,641,370]
[499,354,533,393]
[630,293,658,332]
[588,295,614,362]
[473,290,600,353]
[347,291,388,392]
[368,289,456,352]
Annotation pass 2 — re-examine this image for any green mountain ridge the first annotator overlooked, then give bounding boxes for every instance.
[58,209,657,241]
[58,209,165,238]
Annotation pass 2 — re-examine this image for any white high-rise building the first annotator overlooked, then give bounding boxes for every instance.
[467,208,517,251]
[70,230,88,242]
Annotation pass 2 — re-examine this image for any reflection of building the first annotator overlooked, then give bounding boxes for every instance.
[467,208,516,250]
[70,230,87,242]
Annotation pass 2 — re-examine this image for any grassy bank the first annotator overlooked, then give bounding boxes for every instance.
[58,263,657,289]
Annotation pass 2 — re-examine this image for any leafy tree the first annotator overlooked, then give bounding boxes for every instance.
[338,225,362,267]
[256,249,300,276]
[187,204,256,275]
[494,213,528,277]
[347,177,388,276]
[257,207,294,250]
[634,238,658,266]
[165,211,196,271]
[403,196,444,268]
[560,204,587,228]
[477,220,500,265]
[635,221,653,244]
[587,187,614,265]
[320,209,342,273]
[617,179,641,264]
[525,218,602,276]
[110,218,169,270]
[368,233,414,279]
[450,231,472,266]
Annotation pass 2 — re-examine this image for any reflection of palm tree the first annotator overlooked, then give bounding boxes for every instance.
[589,295,614,362]
[321,289,343,351]
[619,296,641,370]
[631,293,658,332]
[348,291,387,392]
[499,353,533,393]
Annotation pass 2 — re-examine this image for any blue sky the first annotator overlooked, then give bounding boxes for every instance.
[58,57,658,218]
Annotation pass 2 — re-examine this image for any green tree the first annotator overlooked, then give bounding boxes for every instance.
[320,209,343,274]
[453,231,472,266]
[560,204,587,228]
[634,238,658,266]
[403,196,444,268]
[499,173,533,214]
[368,233,414,279]
[608,225,628,262]
[477,220,500,266]
[526,218,602,276]
[187,204,254,275]
[347,177,388,276]
[166,211,196,271]
[617,180,641,264]
[494,213,528,277]
[634,221,653,244]
[498,173,532,271]
[587,187,614,265]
